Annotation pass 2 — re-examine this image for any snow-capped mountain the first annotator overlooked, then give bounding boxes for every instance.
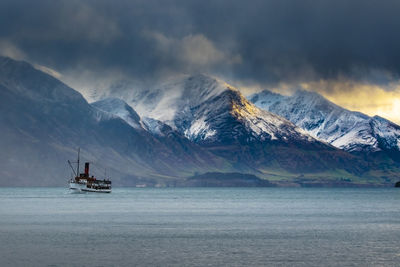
[102,74,380,175]
[249,90,400,158]
[122,74,314,145]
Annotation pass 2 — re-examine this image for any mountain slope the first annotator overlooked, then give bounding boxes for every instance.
[92,98,144,130]
[91,97,227,172]
[249,90,400,161]
[0,57,225,186]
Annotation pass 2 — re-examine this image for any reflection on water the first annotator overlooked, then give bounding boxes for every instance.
[0,187,400,266]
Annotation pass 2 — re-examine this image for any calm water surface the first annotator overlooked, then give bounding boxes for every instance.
[0,187,400,266]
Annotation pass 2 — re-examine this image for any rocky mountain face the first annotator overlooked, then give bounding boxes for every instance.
[1,57,399,186]
[119,75,313,144]
[249,90,400,161]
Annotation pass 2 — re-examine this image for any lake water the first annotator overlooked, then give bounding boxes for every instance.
[0,188,400,266]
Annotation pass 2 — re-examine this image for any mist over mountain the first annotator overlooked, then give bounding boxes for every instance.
[1,57,399,186]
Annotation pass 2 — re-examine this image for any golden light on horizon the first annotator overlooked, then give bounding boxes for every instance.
[301,81,400,125]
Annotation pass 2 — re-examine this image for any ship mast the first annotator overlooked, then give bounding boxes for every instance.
[76,148,80,177]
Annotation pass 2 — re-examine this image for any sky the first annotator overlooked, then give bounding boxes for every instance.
[1,0,400,123]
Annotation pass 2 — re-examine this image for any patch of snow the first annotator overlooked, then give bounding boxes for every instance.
[184,116,216,140]
[142,117,166,136]
[91,98,144,130]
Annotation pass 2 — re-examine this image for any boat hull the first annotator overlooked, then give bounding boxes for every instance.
[69,182,111,193]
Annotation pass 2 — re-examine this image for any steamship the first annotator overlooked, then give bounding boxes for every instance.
[68,149,112,193]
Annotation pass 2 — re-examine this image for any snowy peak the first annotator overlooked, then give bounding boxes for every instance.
[172,80,313,145]
[91,98,144,130]
[370,116,400,151]
[228,90,309,142]
[181,74,236,103]
[249,89,400,155]
[118,74,231,124]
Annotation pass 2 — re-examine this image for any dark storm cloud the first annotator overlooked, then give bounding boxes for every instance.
[1,0,400,87]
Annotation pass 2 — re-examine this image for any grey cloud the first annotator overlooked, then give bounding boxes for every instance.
[146,32,241,73]
[1,0,400,91]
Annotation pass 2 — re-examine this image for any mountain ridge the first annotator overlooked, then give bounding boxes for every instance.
[249,89,400,161]
[1,56,399,186]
